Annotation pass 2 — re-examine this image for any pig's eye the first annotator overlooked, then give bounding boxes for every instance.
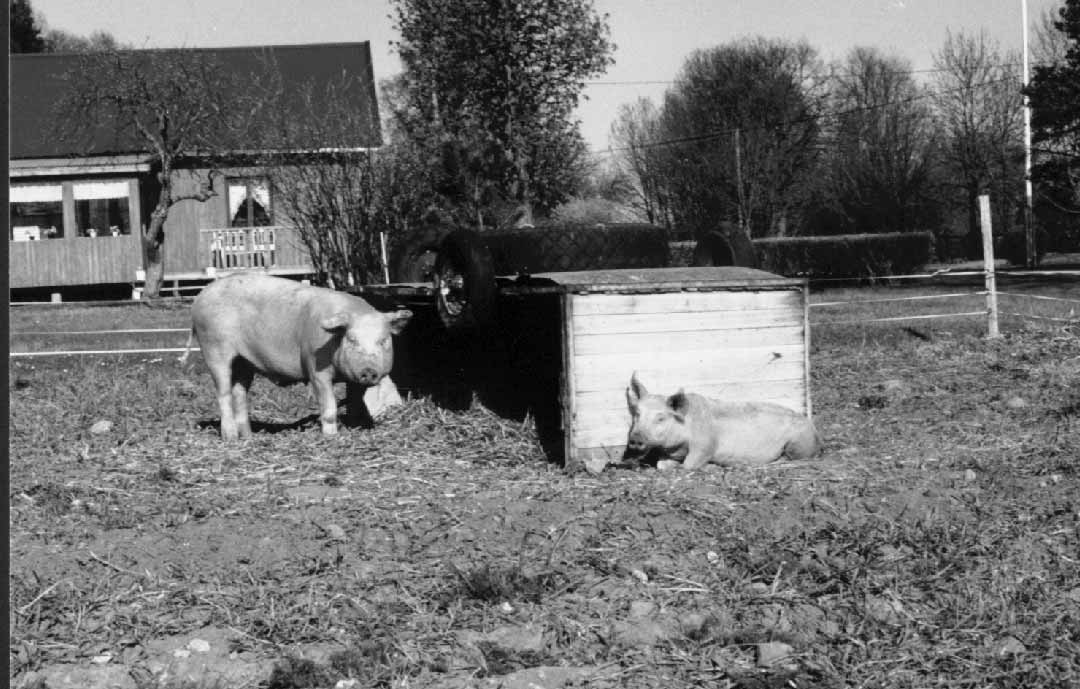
[377,337,390,349]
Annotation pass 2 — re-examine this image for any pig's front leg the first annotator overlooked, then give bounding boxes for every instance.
[310,374,339,435]
[681,445,714,471]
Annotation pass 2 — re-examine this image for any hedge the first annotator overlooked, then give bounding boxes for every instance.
[484,223,670,275]
[753,231,935,279]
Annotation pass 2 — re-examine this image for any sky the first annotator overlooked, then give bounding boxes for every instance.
[28,0,1064,153]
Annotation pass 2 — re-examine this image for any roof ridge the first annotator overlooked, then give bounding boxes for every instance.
[10,40,371,59]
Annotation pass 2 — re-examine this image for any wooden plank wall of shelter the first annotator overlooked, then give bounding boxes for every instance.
[8,234,144,288]
[566,288,810,464]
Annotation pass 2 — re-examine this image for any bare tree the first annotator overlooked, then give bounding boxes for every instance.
[933,30,1024,257]
[609,97,672,227]
[43,28,126,53]
[253,71,435,288]
[817,47,942,235]
[54,49,247,297]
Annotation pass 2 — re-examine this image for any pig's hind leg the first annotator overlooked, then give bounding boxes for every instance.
[204,349,240,441]
[230,358,256,439]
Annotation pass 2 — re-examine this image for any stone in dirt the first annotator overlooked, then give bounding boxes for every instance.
[141,626,268,687]
[880,379,906,393]
[24,664,136,689]
[89,420,113,434]
[756,641,795,668]
[1005,396,1028,409]
[611,618,669,647]
[865,594,905,625]
[994,636,1026,656]
[480,665,597,689]
[678,612,709,636]
[628,600,657,618]
[481,624,546,655]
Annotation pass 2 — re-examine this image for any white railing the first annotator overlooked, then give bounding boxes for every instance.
[202,227,279,270]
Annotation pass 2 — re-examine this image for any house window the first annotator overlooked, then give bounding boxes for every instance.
[228,178,272,227]
[10,184,64,240]
[74,181,131,237]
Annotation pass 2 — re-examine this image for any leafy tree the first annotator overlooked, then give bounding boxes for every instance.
[54,49,248,297]
[933,30,1024,258]
[390,0,614,227]
[1025,0,1080,250]
[1034,3,1071,65]
[10,0,44,53]
[813,47,941,236]
[655,38,824,239]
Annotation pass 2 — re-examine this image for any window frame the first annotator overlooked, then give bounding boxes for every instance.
[9,178,140,241]
[226,177,273,228]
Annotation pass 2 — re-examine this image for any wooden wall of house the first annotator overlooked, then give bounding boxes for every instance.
[163,166,311,276]
[163,168,229,275]
[9,235,144,288]
[10,176,145,289]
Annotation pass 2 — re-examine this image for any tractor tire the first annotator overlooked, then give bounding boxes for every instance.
[434,228,497,332]
[692,224,760,268]
[392,226,449,284]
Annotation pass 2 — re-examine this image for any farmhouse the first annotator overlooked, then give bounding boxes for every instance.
[8,42,381,300]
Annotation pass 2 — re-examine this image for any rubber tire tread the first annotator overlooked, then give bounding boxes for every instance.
[435,228,497,332]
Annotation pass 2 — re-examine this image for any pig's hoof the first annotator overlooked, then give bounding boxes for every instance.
[583,457,608,475]
[656,460,680,472]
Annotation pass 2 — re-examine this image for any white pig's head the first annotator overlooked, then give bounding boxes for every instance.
[321,309,413,386]
[624,372,691,462]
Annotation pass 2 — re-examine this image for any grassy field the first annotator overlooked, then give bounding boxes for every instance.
[8,284,1080,689]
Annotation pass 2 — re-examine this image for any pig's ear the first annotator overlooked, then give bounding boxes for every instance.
[320,312,351,332]
[386,309,413,335]
[626,371,645,412]
[667,389,689,422]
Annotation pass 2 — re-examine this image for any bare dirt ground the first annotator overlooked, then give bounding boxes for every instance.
[8,298,1080,689]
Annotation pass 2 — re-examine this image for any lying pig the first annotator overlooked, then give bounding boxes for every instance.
[184,273,412,440]
[624,372,821,470]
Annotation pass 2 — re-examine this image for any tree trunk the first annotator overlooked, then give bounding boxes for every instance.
[142,204,168,299]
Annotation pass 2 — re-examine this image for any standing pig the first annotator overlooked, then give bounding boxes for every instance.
[186,273,412,440]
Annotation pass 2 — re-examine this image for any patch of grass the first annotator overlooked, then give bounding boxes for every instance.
[447,561,567,605]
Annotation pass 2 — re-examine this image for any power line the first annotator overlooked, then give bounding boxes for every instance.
[591,75,1018,157]
[583,61,1050,87]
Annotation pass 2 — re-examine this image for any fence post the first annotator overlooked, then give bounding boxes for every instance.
[380,232,391,285]
[979,194,1001,338]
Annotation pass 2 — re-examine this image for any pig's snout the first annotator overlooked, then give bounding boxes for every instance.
[353,367,380,386]
[625,431,646,456]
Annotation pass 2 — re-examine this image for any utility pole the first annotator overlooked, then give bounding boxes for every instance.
[1022,0,1036,267]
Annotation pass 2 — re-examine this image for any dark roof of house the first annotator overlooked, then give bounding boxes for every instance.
[10,42,382,160]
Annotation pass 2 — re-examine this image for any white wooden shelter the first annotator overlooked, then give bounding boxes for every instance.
[500,266,812,471]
